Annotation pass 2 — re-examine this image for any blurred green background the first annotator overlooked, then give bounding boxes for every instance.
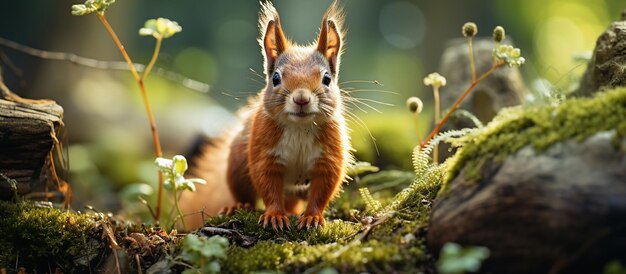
[0,0,623,216]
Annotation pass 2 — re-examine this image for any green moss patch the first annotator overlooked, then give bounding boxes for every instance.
[202,167,441,273]
[0,201,101,272]
[444,87,626,192]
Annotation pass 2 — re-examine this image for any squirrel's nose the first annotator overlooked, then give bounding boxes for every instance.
[293,95,310,106]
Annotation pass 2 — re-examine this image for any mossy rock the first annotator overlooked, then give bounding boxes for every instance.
[428,87,626,274]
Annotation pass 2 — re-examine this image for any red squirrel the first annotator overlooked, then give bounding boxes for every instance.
[182,1,352,230]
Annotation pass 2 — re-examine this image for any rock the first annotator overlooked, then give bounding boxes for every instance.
[577,19,626,96]
[428,131,626,274]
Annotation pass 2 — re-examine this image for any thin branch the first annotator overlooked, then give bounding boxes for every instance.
[421,62,504,149]
[95,14,164,223]
[0,37,209,93]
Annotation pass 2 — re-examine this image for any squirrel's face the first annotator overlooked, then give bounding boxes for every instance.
[258,2,344,125]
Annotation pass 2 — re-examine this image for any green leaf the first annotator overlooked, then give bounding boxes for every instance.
[437,242,490,274]
[120,183,154,202]
[71,5,89,16]
[346,161,380,177]
[163,179,174,190]
[179,180,197,192]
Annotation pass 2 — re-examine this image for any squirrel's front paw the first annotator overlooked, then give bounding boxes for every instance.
[258,210,290,231]
[297,213,325,229]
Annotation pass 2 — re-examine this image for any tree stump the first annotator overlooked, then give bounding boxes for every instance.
[0,79,70,205]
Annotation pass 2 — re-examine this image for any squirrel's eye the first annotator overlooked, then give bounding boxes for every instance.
[272,71,281,86]
[322,72,332,86]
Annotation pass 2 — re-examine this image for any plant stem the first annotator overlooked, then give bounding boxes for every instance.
[172,185,186,230]
[420,62,504,149]
[142,37,162,81]
[468,37,476,82]
[96,13,164,223]
[493,42,500,66]
[433,86,440,163]
[96,14,140,81]
[413,112,421,145]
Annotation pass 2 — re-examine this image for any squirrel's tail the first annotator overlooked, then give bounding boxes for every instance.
[179,130,238,229]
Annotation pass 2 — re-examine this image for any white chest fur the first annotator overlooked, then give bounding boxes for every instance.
[271,125,322,188]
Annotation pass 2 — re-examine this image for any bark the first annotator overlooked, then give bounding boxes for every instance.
[0,78,69,204]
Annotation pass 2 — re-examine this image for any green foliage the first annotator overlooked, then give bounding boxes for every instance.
[156,155,206,192]
[358,188,383,215]
[139,18,182,39]
[445,87,626,191]
[71,0,115,16]
[156,155,206,229]
[0,201,99,271]
[346,161,380,177]
[436,243,490,274]
[177,234,229,274]
[452,109,484,128]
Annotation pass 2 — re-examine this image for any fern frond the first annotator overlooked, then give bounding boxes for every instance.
[359,187,383,215]
[413,128,475,177]
[453,109,484,128]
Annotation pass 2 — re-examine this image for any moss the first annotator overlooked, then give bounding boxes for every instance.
[0,201,101,272]
[444,87,626,192]
[222,238,419,274]
[203,166,439,273]
[206,209,361,245]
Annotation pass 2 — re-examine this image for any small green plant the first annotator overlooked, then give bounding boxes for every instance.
[436,242,490,274]
[176,234,229,274]
[71,0,182,223]
[414,23,525,158]
[155,155,206,230]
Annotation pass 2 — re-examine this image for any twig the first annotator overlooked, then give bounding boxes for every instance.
[95,13,165,223]
[421,62,504,149]
[0,37,209,93]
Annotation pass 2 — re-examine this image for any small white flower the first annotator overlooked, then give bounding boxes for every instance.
[423,72,447,88]
[139,18,182,39]
[494,44,526,67]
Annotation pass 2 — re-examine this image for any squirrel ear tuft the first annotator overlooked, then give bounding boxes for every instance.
[259,2,288,74]
[317,1,345,75]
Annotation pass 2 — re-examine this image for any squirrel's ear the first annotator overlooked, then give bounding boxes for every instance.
[317,1,344,75]
[259,2,288,73]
